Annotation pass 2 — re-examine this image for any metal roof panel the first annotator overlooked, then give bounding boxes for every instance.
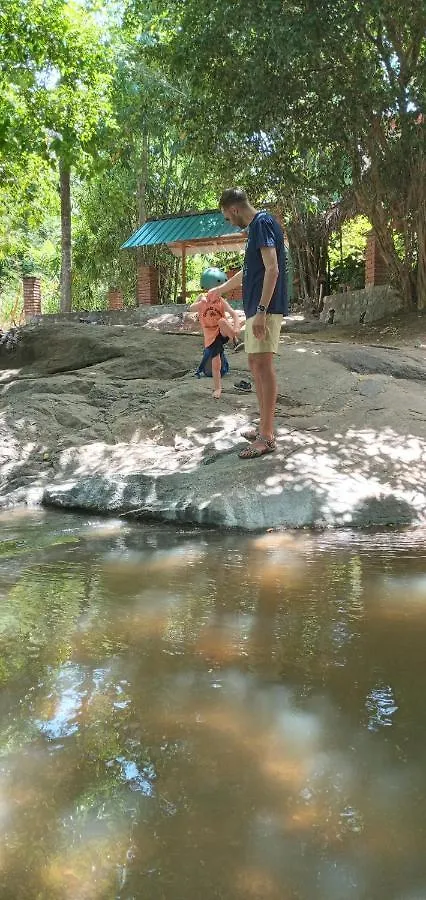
[121,211,243,249]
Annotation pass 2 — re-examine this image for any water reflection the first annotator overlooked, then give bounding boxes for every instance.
[0,511,425,898]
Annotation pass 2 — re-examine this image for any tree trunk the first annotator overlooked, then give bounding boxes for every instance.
[136,133,149,271]
[293,243,309,301]
[371,214,416,307]
[287,208,330,309]
[138,133,148,227]
[354,171,418,309]
[417,207,426,310]
[416,152,426,310]
[59,157,72,313]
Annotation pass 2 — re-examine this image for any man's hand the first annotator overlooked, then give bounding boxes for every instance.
[206,287,221,302]
[252,311,267,339]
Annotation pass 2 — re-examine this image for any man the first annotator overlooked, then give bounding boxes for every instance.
[207,187,288,459]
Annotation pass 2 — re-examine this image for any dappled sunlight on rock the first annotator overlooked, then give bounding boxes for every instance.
[0,425,50,506]
[58,437,194,477]
[253,425,426,527]
[0,369,22,383]
[54,411,251,481]
[143,311,191,331]
[1,324,426,528]
[175,411,250,452]
[38,419,426,529]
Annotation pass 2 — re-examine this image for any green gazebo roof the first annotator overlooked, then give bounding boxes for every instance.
[121,210,246,256]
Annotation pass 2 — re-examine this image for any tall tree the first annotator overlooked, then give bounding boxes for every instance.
[37,4,113,311]
[0,0,113,311]
[142,0,426,308]
[73,23,217,306]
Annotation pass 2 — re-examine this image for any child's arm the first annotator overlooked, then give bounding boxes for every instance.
[180,295,204,322]
[222,299,240,333]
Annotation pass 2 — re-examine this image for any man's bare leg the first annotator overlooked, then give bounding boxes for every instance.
[248,352,277,440]
[248,353,264,433]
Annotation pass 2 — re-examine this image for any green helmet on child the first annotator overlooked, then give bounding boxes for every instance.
[200,267,227,291]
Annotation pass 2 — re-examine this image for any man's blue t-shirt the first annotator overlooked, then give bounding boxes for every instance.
[242,211,288,320]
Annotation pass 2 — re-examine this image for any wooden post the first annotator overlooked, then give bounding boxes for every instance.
[181,243,187,302]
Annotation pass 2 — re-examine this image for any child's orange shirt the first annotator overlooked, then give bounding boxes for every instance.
[198,294,226,347]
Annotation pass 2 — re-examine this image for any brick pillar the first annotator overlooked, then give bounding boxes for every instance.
[226,268,243,301]
[108,287,124,310]
[365,231,389,286]
[23,276,41,320]
[137,265,159,305]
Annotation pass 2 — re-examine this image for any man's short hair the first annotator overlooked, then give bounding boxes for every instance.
[219,188,248,209]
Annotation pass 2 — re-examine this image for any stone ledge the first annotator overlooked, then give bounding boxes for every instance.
[320,286,404,325]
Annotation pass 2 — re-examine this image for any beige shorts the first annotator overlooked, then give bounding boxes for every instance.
[244,314,283,354]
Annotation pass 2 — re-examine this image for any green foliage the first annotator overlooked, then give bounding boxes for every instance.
[0,0,114,165]
[0,0,116,313]
[1,0,425,313]
[329,216,371,291]
[0,153,61,323]
[72,25,219,306]
[0,155,59,266]
[141,0,426,306]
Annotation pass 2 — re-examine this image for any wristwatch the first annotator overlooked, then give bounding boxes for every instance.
[256,304,267,313]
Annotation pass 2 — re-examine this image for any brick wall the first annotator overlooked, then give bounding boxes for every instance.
[108,287,124,310]
[137,265,159,305]
[365,231,389,287]
[23,276,41,320]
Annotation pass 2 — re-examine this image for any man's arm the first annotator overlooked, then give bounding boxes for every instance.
[207,269,243,300]
[259,247,279,309]
[251,246,279,339]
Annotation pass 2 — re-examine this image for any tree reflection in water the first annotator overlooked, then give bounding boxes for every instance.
[0,511,425,899]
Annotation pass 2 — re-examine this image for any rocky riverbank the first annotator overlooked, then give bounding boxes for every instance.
[1,316,425,529]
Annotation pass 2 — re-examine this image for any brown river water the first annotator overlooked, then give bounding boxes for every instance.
[0,509,426,900]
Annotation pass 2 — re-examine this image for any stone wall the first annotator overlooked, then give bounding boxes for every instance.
[28,301,245,328]
[320,285,404,326]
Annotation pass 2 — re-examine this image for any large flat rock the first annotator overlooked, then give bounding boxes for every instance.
[1,323,426,529]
